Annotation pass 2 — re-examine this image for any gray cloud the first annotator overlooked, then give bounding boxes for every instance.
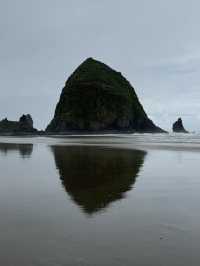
[0,0,200,131]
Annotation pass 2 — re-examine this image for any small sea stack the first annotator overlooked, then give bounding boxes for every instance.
[172,118,188,133]
[0,114,37,134]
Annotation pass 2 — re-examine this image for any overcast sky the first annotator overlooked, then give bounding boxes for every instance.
[0,0,200,131]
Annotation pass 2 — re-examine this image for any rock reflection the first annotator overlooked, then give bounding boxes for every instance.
[0,143,33,158]
[51,146,146,215]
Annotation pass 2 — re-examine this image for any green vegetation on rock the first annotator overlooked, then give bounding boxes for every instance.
[47,58,165,133]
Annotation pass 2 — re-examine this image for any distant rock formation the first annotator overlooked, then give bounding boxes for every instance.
[46,58,165,133]
[18,114,35,132]
[173,118,188,133]
[0,114,37,134]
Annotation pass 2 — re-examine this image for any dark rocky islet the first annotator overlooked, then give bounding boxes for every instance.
[46,58,165,134]
[0,114,38,135]
[173,118,188,133]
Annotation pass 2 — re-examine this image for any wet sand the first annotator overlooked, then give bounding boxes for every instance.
[0,134,200,265]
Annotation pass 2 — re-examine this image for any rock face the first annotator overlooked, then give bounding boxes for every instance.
[173,118,188,133]
[19,114,34,132]
[0,114,37,134]
[46,58,165,133]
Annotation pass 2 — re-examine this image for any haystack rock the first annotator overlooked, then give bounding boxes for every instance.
[46,58,165,133]
[173,118,188,133]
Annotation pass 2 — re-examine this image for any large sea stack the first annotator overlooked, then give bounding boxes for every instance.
[173,118,188,133]
[46,58,165,133]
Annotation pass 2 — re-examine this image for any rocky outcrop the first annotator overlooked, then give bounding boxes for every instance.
[0,114,37,134]
[46,58,165,133]
[173,118,188,133]
[18,114,34,132]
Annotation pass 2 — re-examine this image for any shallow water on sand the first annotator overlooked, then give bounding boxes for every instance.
[0,134,200,265]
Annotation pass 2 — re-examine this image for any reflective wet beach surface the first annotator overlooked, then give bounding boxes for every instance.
[0,136,200,265]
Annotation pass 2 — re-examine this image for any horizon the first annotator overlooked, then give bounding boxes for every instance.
[0,1,200,131]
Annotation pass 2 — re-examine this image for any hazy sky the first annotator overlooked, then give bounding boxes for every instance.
[0,0,200,131]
